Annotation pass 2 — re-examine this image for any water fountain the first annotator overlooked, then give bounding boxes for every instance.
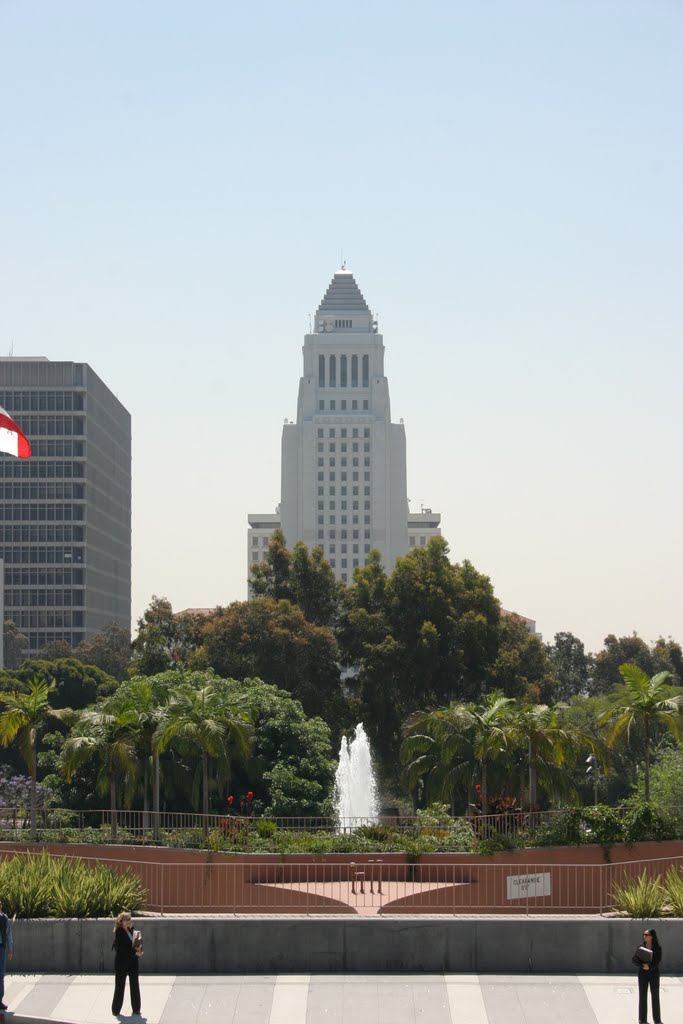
[334,722,380,830]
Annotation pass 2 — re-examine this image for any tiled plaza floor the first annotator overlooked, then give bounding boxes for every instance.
[3,973,683,1024]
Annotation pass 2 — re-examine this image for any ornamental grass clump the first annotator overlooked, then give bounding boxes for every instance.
[0,851,146,918]
[611,869,665,918]
[662,864,683,917]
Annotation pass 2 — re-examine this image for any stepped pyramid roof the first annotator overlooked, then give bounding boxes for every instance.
[316,269,370,314]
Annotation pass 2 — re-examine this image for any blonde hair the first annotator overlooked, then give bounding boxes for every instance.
[113,911,132,933]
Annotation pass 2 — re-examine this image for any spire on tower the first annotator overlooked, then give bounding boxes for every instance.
[316,270,370,315]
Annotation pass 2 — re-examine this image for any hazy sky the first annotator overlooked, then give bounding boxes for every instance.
[1,1,681,654]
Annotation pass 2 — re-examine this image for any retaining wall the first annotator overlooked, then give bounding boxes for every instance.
[2,840,683,914]
[9,916,683,974]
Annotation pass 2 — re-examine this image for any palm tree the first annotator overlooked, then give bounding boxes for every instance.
[153,681,252,834]
[62,706,139,841]
[600,663,683,801]
[465,692,517,811]
[107,678,165,837]
[402,692,517,812]
[513,702,575,809]
[402,703,473,812]
[0,678,71,838]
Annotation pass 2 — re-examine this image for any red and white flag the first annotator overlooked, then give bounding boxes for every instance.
[0,405,32,458]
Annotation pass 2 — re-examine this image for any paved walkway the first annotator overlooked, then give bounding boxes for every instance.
[3,973,683,1024]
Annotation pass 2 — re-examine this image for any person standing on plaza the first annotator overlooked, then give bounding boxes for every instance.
[633,927,662,1024]
[0,898,14,1011]
[111,911,142,1017]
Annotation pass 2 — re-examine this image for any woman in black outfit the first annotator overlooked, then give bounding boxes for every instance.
[112,911,142,1017]
[633,927,662,1024]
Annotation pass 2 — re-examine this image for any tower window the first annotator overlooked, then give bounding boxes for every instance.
[340,355,347,387]
[319,354,325,388]
[362,355,369,387]
[329,354,336,387]
[351,355,358,387]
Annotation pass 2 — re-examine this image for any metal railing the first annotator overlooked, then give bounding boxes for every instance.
[1,848,680,916]
[0,806,593,841]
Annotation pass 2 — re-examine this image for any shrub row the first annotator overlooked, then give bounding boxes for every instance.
[0,804,679,855]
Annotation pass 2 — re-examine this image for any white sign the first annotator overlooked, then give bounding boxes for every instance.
[506,872,551,900]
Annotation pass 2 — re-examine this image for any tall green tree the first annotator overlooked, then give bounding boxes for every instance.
[131,596,209,676]
[489,613,555,702]
[600,663,683,801]
[2,620,28,670]
[223,677,337,817]
[342,538,501,782]
[250,532,342,626]
[591,634,682,694]
[200,598,345,725]
[0,679,71,836]
[75,624,132,681]
[546,631,594,701]
[0,658,117,709]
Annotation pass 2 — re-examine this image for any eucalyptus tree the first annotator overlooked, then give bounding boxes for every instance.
[600,663,683,801]
[0,678,72,837]
[153,678,252,833]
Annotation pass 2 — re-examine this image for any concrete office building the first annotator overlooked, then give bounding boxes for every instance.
[0,358,131,658]
[248,269,440,582]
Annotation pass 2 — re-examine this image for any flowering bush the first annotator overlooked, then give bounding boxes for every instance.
[0,767,52,811]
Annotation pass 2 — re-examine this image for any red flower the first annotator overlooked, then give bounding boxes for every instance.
[247,791,254,801]
[227,795,234,805]
[475,784,481,792]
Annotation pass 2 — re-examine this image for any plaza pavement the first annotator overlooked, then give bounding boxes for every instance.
[3,972,683,1024]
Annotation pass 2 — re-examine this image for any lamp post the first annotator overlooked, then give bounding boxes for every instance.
[586,755,599,805]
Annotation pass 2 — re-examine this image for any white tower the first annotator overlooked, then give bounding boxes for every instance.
[248,268,440,583]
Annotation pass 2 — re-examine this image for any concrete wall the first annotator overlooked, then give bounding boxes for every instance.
[10,916,683,975]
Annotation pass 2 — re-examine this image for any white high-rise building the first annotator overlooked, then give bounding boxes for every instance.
[248,268,440,583]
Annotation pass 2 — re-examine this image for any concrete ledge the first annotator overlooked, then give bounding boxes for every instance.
[8,916,683,974]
